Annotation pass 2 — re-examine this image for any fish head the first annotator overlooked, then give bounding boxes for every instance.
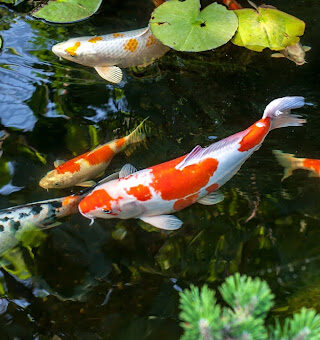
[52,37,95,66]
[284,43,306,66]
[39,170,73,189]
[79,188,122,221]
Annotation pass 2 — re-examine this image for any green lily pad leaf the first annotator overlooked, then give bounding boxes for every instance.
[149,0,238,52]
[232,7,305,52]
[32,0,103,24]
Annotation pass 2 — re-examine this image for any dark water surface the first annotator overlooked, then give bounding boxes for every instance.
[0,0,320,338]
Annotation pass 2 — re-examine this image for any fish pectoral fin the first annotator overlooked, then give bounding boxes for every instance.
[94,66,123,84]
[54,159,65,168]
[41,221,62,229]
[271,53,284,58]
[77,180,96,187]
[303,46,311,52]
[119,163,137,178]
[140,215,182,230]
[197,190,224,205]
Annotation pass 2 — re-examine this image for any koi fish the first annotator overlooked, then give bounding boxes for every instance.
[0,194,80,256]
[52,27,170,84]
[39,119,147,189]
[271,43,311,66]
[273,150,320,180]
[79,96,307,230]
[0,172,119,255]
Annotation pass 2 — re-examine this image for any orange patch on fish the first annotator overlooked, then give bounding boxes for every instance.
[303,158,320,174]
[126,184,152,201]
[173,193,198,211]
[150,156,218,201]
[65,41,81,57]
[88,37,103,43]
[124,39,138,53]
[146,35,156,47]
[84,145,114,166]
[62,195,76,206]
[238,118,271,152]
[113,33,124,38]
[79,189,114,214]
[56,159,81,174]
[116,137,126,149]
[206,183,219,193]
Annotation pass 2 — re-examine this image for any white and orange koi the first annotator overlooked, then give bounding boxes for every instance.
[79,96,307,230]
[273,150,320,180]
[52,27,170,83]
[39,119,147,189]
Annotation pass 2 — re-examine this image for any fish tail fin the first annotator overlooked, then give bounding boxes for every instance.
[121,117,149,156]
[273,150,301,181]
[262,96,307,130]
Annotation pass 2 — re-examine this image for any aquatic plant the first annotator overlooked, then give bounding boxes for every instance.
[179,273,320,339]
[150,0,305,53]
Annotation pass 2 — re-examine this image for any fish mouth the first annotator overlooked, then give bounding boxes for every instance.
[52,43,65,57]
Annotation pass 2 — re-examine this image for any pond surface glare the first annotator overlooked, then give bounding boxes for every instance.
[0,0,320,338]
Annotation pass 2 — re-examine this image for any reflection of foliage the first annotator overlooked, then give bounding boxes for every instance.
[180,274,320,339]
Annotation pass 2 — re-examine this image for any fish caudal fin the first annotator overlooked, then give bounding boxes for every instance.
[121,118,149,155]
[273,150,301,181]
[262,96,307,130]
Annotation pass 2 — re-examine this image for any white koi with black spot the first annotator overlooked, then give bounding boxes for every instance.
[52,27,169,83]
[79,97,308,231]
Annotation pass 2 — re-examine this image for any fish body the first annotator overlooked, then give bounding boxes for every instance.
[0,194,81,256]
[52,27,170,83]
[39,119,147,189]
[273,150,320,180]
[271,43,311,66]
[0,130,9,158]
[79,97,307,230]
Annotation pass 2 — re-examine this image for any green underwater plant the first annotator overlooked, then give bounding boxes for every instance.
[179,273,320,339]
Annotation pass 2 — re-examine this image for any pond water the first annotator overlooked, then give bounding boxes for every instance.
[0,0,320,338]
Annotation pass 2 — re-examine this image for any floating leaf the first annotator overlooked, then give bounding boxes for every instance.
[32,0,103,24]
[232,7,305,52]
[150,0,238,52]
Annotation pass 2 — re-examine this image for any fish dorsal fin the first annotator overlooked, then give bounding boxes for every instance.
[119,163,137,178]
[176,145,204,170]
[54,159,65,168]
[94,66,123,84]
[136,26,151,38]
[197,190,224,205]
[140,215,182,230]
[247,0,259,11]
[303,46,311,52]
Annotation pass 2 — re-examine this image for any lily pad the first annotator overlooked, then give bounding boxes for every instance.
[32,0,103,24]
[232,7,305,52]
[149,0,238,52]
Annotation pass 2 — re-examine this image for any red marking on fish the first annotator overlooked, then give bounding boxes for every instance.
[303,158,320,174]
[124,39,138,53]
[56,145,114,174]
[206,183,219,193]
[126,185,152,201]
[173,193,199,211]
[84,145,114,165]
[150,156,219,200]
[116,137,126,149]
[79,189,114,214]
[238,118,271,152]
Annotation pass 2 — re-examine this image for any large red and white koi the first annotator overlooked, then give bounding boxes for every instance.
[52,27,170,83]
[39,119,147,189]
[78,96,307,230]
[273,150,320,180]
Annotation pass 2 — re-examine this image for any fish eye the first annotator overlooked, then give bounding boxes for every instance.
[54,183,59,186]
[103,209,112,214]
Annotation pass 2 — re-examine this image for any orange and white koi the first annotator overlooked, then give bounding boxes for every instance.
[39,119,147,189]
[52,27,170,83]
[79,96,307,230]
[273,150,320,180]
